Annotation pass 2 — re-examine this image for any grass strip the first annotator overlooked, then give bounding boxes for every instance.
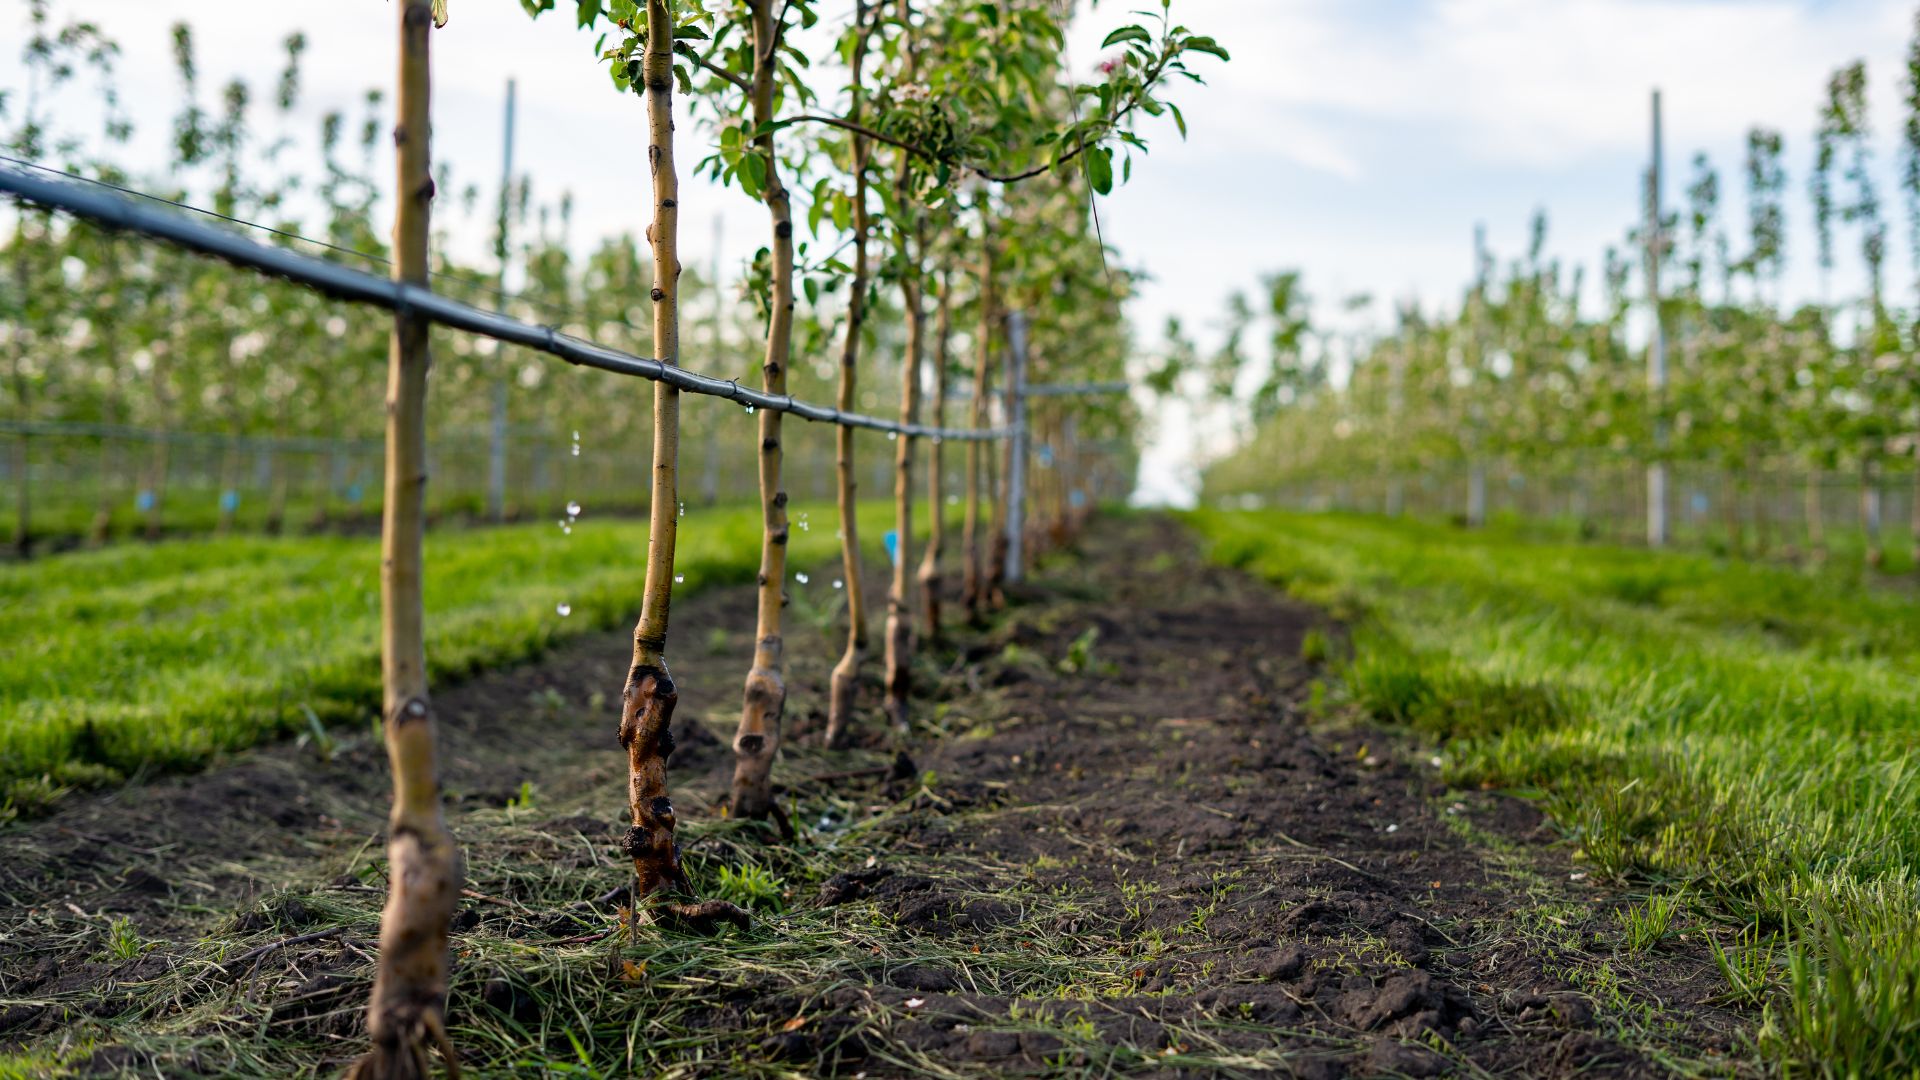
[0,501,915,811]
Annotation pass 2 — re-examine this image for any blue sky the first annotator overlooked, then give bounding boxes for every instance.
[15,0,1919,500]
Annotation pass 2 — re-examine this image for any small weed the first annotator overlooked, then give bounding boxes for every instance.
[99,916,149,962]
[1708,922,1779,1007]
[1620,889,1686,952]
[1300,627,1332,665]
[528,687,568,720]
[294,704,336,762]
[506,780,537,811]
[1059,626,1102,674]
[712,862,786,912]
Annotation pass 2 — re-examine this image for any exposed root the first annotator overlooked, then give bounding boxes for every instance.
[655,898,752,934]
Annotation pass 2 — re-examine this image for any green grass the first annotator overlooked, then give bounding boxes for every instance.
[0,501,910,811]
[1188,507,1920,1077]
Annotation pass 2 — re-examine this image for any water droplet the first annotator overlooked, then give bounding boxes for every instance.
[888,431,898,441]
[566,501,582,518]
[745,403,755,414]
[556,602,572,617]
[947,494,959,505]
[832,579,844,589]
[678,501,686,518]
[571,444,581,457]
[796,572,810,584]
[674,574,685,583]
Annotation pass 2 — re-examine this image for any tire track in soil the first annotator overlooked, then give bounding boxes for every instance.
[0,514,1749,1077]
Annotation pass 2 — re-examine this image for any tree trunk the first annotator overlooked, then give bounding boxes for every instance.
[731,0,794,820]
[350,4,460,1077]
[216,435,242,536]
[883,6,924,731]
[89,428,117,546]
[962,200,994,623]
[89,298,121,547]
[825,9,874,750]
[988,409,1010,609]
[11,232,30,560]
[985,403,1004,609]
[1910,450,1920,571]
[1862,456,1884,568]
[1805,467,1826,562]
[916,267,951,645]
[620,0,695,900]
[9,429,26,560]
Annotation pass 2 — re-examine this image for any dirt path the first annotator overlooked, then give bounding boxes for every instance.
[1,514,1748,1077]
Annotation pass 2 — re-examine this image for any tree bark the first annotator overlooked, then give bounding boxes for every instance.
[961,199,994,623]
[10,224,30,560]
[619,0,692,900]
[916,266,952,644]
[731,0,794,819]
[825,4,875,751]
[883,0,924,730]
[350,4,460,1076]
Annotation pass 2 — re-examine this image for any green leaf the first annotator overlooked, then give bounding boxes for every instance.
[1085,145,1113,195]
[1101,25,1151,48]
[1183,36,1230,61]
[575,0,602,28]
[432,0,450,27]
[804,276,820,305]
[740,151,767,198]
[1168,101,1186,139]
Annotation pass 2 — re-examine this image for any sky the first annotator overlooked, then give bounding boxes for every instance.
[10,0,1918,504]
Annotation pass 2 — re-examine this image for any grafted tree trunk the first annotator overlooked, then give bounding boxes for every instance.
[731,0,793,819]
[350,3,460,1076]
[961,199,995,623]
[826,4,875,751]
[916,267,952,644]
[987,422,1009,609]
[883,0,925,730]
[620,0,692,899]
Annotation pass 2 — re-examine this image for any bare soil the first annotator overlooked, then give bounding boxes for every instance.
[0,514,1753,1077]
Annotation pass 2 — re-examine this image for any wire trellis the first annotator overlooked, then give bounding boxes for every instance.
[0,161,1010,443]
